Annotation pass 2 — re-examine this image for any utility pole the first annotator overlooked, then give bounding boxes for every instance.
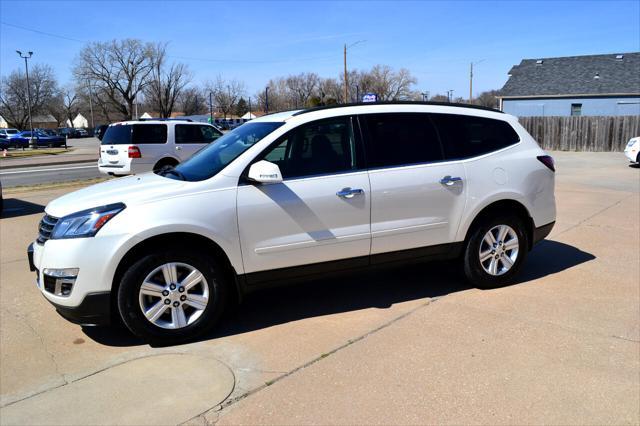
[343,44,348,104]
[469,59,485,104]
[248,96,252,120]
[469,62,473,103]
[209,91,213,123]
[343,40,365,104]
[16,50,35,148]
[87,80,95,128]
[265,86,269,114]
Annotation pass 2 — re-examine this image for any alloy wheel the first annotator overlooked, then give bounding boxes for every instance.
[138,262,210,329]
[478,224,519,276]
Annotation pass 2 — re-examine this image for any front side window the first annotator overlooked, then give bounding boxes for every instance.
[132,124,167,144]
[430,114,520,160]
[259,117,358,179]
[362,113,443,168]
[168,122,284,181]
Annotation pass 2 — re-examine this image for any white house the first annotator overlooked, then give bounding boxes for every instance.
[65,113,89,128]
[0,115,8,129]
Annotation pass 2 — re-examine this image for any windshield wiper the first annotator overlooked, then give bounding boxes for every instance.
[157,165,186,181]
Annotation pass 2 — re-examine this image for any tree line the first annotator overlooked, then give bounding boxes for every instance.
[0,38,500,129]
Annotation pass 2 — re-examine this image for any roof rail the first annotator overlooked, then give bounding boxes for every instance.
[291,101,503,116]
[138,118,193,122]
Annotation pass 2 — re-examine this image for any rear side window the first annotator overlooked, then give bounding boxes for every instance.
[175,125,223,144]
[131,124,167,144]
[362,113,443,168]
[431,114,520,159]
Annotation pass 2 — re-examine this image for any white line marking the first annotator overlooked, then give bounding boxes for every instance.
[0,164,97,175]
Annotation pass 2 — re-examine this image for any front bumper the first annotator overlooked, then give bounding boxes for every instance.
[624,148,638,163]
[28,243,112,326]
[50,292,112,326]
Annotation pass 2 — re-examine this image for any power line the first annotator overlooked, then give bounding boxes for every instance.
[0,21,341,66]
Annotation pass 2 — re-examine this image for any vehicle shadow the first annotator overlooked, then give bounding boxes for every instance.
[83,240,595,347]
[0,198,45,219]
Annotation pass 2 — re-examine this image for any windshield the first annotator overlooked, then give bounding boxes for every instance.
[162,122,284,182]
[6,129,18,135]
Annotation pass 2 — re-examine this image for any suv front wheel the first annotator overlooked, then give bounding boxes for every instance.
[462,216,529,289]
[117,249,228,344]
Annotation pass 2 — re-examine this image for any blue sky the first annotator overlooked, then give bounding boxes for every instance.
[1,0,639,98]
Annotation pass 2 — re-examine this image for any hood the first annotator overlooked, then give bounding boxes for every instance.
[46,172,186,218]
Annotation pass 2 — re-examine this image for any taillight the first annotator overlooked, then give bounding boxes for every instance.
[537,155,555,172]
[128,146,141,158]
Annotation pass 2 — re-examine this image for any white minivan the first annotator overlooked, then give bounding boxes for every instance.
[97,119,223,175]
[29,103,556,344]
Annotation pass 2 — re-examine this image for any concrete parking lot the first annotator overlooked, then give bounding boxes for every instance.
[0,151,638,425]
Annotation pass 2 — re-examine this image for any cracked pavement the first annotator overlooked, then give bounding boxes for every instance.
[0,151,638,425]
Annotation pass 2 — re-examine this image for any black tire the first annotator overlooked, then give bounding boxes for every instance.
[462,215,529,289]
[153,158,179,172]
[117,249,228,345]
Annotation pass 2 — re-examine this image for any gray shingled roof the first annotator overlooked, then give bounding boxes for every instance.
[499,52,640,97]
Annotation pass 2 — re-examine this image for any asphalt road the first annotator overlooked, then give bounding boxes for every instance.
[0,162,102,188]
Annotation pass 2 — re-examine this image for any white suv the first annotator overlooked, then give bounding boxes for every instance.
[97,119,223,175]
[28,103,556,344]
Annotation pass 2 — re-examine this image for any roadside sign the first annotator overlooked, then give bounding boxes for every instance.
[362,93,377,103]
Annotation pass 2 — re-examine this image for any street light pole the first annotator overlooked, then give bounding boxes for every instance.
[16,50,35,148]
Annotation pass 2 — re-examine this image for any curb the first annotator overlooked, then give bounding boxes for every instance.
[0,158,97,170]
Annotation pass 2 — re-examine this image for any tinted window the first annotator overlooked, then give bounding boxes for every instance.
[101,125,131,145]
[260,117,358,179]
[175,124,222,144]
[131,124,167,144]
[169,122,284,181]
[363,113,443,168]
[431,114,520,159]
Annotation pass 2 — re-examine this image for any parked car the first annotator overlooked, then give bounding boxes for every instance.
[76,128,89,137]
[13,131,66,147]
[97,120,223,175]
[0,128,21,139]
[38,128,60,137]
[94,125,109,140]
[57,127,80,138]
[0,136,9,151]
[28,102,556,344]
[624,136,639,165]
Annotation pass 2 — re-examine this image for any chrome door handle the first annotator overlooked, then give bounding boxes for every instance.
[440,175,463,186]
[175,146,182,151]
[336,187,364,198]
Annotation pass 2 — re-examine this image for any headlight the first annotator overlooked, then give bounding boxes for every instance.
[51,203,125,239]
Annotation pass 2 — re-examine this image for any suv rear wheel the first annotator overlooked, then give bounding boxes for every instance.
[117,249,228,344]
[462,215,529,289]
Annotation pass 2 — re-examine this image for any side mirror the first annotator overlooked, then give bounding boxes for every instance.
[247,160,283,184]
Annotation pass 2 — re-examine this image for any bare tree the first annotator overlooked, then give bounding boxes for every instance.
[179,87,207,115]
[363,65,417,101]
[285,72,319,108]
[144,43,191,118]
[0,64,58,129]
[61,87,79,127]
[207,76,245,119]
[474,90,500,108]
[74,39,156,120]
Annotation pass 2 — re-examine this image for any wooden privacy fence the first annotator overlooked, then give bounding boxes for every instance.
[518,116,640,152]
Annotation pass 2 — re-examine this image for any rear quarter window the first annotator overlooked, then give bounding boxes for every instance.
[431,114,520,160]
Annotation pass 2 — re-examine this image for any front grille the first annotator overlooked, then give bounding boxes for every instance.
[37,214,59,245]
